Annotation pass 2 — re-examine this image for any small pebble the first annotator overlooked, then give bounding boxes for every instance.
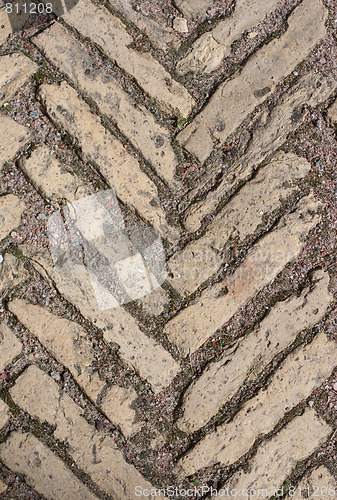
[173,17,188,33]
[0,254,3,264]
[332,382,337,392]
[30,110,39,118]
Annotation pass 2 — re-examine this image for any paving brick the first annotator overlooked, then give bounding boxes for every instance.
[177,270,333,432]
[19,244,180,393]
[184,72,337,231]
[0,253,28,299]
[0,10,11,46]
[0,115,30,172]
[168,152,311,295]
[34,24,180,189]
[108,0,180,52]
[0,431,99,500]
[164,195,322,355]
[0,323,22,373]
[177,333,337,476]
[62,0,194,116]
[328,99,337,124]
[20,146,92,207]
[0,400,9,430]
[177,0,280,74]
[0,479,7,495]
[0,53,37,105]
[222,410,331,497]
[39,81,179,243]
[289,466,336,499]
[0,194,26,241]
[8,299,141,436]
[177,0,328,162]
[10,366,162,498]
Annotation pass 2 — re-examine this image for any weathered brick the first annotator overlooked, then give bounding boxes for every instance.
[290,466,336,499]
[0,479,7,495]
[0,253,28,299]
[62,0,194,116]
[8,299,141,437]
[164,195,321,355]
[328,99,337,124]
[177,333,336,476]
[184,72,337,231]
[0,431,99,500]
[0,194,26,241]
[20,146,92,207]
[0,400,9,430]
[0,54,37,105]
[19,244,180,393]
[177,0,328,162]
[39,81,179,243]
[0,323,22,373]
[0,115,30,172]
[108,0,180,52]
[223,410,331,497]
[0,10,11,46]
[168,152,311,295]
[34,24,179,189]
[177,270,333,432]
[10,366,162,498]
[177,0,280,74]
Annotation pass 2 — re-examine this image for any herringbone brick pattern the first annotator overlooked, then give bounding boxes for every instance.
[1,0,337,498]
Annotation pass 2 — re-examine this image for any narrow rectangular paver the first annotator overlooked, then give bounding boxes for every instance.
[177,333,336,476]
[19,243,180,394]
[289,467,337,499]
[164,195,322,355]
[0,54,37,105]
[223,410,331,497]
[0,323,22,372]
[0,431,99,500]
[9,366,162,498]
[177,0,328,162]
[62,0,194,115]
[184,72,337,231]
[168,152,311,294]
[177,270,333,432]
[39,81,179,242]
[177,0,280,74]
[0,115,30,172]
[34,23,179,188]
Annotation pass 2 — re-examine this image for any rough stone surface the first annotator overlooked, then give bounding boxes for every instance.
[0,400,9,431]
[19,244,180,393]
[62,0,194,115]
[164,195,322,355]
[290,466,337,499]
[0,253,28,299]
[177,333,337,475]
[175,0,216,19]
[108,0,180,51]
[0,323,22,373]
[0,115,30,172]
[177,0,328,161]
[10,366,161,498]
[0,432,99,500]
[177,0,280,74]
[169,152,311,294]
[0,194,26,241]
[0,54,37,105]
[223,410,331,496]
[20,146,92,207]
[184,72,337,230]
[177,270,333,432]
[0,479,7,495]
[34,24,180,189]
[39,81,179,243]
[0,11,11,46]
[101,385,142,437]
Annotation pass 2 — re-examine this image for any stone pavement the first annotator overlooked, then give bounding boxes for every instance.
[0,0,337,498]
